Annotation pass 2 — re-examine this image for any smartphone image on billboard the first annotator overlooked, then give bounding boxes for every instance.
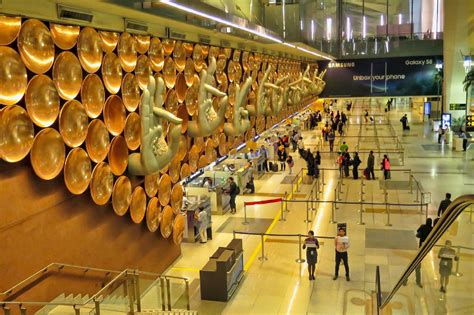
[371,61,387,95]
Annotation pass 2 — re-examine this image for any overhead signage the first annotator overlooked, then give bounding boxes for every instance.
[449,103,466,110]
[319,56,443,97]
[467,115,474,132]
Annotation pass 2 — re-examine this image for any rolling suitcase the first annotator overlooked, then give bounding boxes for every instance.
[363,168,369,180]
[271,162,279,172]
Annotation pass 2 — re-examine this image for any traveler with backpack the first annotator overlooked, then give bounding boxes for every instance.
[381,154,391,180]
[226,177,239,214]
[328,129,336,152]
[400,114,409,130]
[352,152,361,179]
[286,155,294,174]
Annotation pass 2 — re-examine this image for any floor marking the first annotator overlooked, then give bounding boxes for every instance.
[170,267,200,273]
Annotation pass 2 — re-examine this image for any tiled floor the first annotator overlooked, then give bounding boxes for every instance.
[164,100,474,314]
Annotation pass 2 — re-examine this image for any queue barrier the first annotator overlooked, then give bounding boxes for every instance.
[242,197,284,225]
[233,231,334,264]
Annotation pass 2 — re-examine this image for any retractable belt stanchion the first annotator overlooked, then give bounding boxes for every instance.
[242,202,249,225]
[296,235,305,263]
[258,234,268,261]
[279,196,286,222]
[304,199,311,223]
[454,247,463,277]
[284,191,290,212]
[358,178,365,225]
[331,200,337,224]
[385,189,392,226]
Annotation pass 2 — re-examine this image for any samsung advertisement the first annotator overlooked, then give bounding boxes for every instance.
[319,56,443,97]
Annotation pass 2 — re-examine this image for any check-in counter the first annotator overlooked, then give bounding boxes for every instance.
[186,172,231,215]
[200,238,244,301]
[182,195,211,243]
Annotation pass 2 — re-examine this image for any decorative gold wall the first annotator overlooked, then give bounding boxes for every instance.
[0,16,317,250]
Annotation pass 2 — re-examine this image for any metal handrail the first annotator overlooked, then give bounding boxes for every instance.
[281,199,428,207]
[0,263,122,298]
[233,230,334,239]
[379,195,474,309]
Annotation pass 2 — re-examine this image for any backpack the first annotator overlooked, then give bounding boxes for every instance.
[235,185,240,195]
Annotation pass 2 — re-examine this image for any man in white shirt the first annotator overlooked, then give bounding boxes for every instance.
[297,137,305,157]
[333,228,350,281]
[197,207,208,243]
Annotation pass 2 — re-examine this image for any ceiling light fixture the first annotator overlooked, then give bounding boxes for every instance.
[159,0,333,60]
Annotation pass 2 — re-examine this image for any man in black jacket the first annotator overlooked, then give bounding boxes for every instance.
[437,193,452,217]
[227,177,238,214]
[366,151,375,180]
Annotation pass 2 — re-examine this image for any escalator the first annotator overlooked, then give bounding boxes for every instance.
[374,195,474,314]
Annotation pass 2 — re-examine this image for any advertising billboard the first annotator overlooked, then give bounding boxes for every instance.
[319,56,443,97]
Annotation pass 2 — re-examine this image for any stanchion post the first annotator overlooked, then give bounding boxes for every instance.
[322,169,325,187]
[285,191,290,212]
[420,192,424,214]
[279,195,287,222]
[304,200,311,223]
[454,247,463,277]
[296,235,306,263]
[242,203,249,225]
[258,234,268,261]
[330,201,337,224]
[409,174,413,194]
[385,203,392,226]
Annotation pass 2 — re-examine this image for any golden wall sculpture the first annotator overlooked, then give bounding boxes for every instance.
[0,16,325,245]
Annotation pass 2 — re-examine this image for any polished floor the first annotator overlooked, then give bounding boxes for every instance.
[166,99,474,314]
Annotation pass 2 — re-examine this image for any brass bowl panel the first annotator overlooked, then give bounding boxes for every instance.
[30,128,65,180]
[161,205,173,238]
[165,89,178,116]
[223,47,232,59]
[176,136,188,161]
[201,45,209,58]
[81,74,105,118]
[102,52,123,94]
[228,83,236,106]
[162,39,175,56]
[185,75,199,116]
[233,49,241,62]
[169,157,180,184]
[64,147,92,195]
[108,135,128,176]
[90,162,113,205]
[176,105,188,133]
[130,186,146,224]
[49,23,79,50]
[0,47,27,106]
[234,63,242,83]
[183,42,193,57]
[103,95,126,136]
[192,44,204,72]
[135,35,150,54]
[0,105,33,162]
[205,139,214,162]
[124,112,141,150]
[198,155,208,169]
[175,73,187,103]
[0,15,21,45]
[18,19,55,74]
[77,27,103,73]
[86,119,110,163]
[158,174,172,206]
[25,74,60,127]
[146,197,162,232]
[135,54,151,90]
[121,73,140,112]
[149,37,164,72]
[163,57,177,89]
[184,58,196,87]
[112,176,132,216]
[218,133,227,156]
[216,54,227,72]
[99,31,119,53]
[145,172,160,197]
[53,51,82,100]
[216,72,228,92]
[59,99,88,148]
[117,32,137,72]
[209,46,219,60]
[172,214,185,245]
[194,138,204,152]
[180,163,191,179]
[173,41,186,72]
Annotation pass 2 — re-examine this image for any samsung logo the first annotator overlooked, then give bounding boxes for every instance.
[405,59,433,66]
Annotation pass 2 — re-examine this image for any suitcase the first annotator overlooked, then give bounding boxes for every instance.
[363,168,369,179]
[271,162,279,172]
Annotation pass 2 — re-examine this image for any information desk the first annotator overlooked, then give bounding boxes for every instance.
[200,238,244,301]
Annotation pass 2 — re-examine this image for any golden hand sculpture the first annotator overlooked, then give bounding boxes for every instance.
[224,76,252,137]
[248,65,272,116]
[310,68,327,96]
[268,75,289,115]
[288,74,303,106]
[128,76,183,176]
[187,56,228,137]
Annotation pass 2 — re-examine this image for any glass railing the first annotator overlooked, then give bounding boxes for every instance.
[0,264,192,314]
[375,195,474,314]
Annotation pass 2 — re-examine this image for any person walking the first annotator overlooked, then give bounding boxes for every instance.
[196,206,208,243]
[278,145,287,171]
[286,155,294,174]
[226,177,238,214]
[333,228,350,281]
[339,141,348,154]
[343,152,351,177]
[400,114,409,130]
[367,151,375,180]
[415,218,433,287]
[381,154,391,180]
[291,130,299,152]
[297,136,305,158]
[438,240,458,293]
[364,110,369,123]
[437,193,452,217]
[260,145,269,172]
[303,230,319,280]
[328,129,336,152]
[352,152,361,179]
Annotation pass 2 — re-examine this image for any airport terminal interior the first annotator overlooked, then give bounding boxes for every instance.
[0,0,473,314]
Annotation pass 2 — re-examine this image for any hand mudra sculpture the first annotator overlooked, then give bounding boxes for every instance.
[268,75,289,115]
[224,76,252,137]
[187,57,228,137]
[247,65,272,117]
[128,76,183,176]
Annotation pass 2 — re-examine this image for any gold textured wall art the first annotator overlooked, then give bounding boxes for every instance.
[0,16,325,246]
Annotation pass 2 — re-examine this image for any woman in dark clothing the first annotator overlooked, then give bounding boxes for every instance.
[343,152,351,177]
[352,152,361,179]
[306,149,314,176]
[314,151,321,166]
[415,218,433,287]
[303,230,319,280]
